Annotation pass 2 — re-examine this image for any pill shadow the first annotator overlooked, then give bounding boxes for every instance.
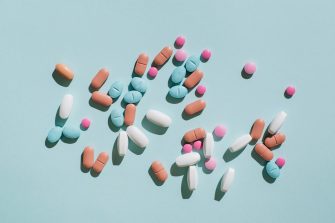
[165,93,184,104]
[199,156,214,175]
[251,149,267,166]
[181,174,193,199]
[88,85,95,93]
[146,72,156,80]
[172,57,184,67]
[141,116,168,135]
[128,140,145,155]
[241,69,253,79]
[88,97,110,112]
[262,167,276,184]
[80,152,90,173]
[284,91,293,99]
[181,110,204,120]
[170,163,186,177]
[148,167,164,186]
[52,70,72,87]
[90,168,100,178]
[195,91,204,98]
[200,56,209,63]
[112,138,124,165]
[44,138,58,148]
[167,77,177,88]
[223,148,245,162]
[80,124,88,131]
[212,131,223,142]
[61,135,78,144]
[214,177,226,201]
[174,42,182,49]
[107,116,121,133]
[55,107,67,127]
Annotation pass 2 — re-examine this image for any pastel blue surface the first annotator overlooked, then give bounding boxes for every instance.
[185,55,200,72]
[171,66,187,84]
[123,90,143,104]
[130,77,148,93]
[0,0,335,223]
[110,108,124,128]
[169,85,188,98]
[108,81,124,99]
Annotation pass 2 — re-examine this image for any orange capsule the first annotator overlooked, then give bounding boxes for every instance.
[91,91,113,107]
[151,161,168,182]
[124,104,136,126]
[55,64,74,80]
[92,152,109,173]
[250,119,265,141]
[90,68,109,90]
[183,69,204,89]
[183,128,206,143]
[134,53,149,76]
[82,146,94,169]
[264,133,286,149]
[184,100,206,115]
[153,46,173,66]
[254,143,273,161]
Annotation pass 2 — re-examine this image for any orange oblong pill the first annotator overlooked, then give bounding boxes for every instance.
[55,64,74,80]
[91,91,113,107]
[183,128,206,143]
[153,46,173,66]
[151,161,168,182]
[134,53,149,76]
[92,152,109,173]
[250,119,265,141]
[254,143,273,161]
[264,133,286,149]
[90,68,109,90]
[82,146,94,169]
[124,104,136,126]
[183,69,204,89]
[184,99,206,115]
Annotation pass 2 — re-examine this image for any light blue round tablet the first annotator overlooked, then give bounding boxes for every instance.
[123,90,143,104]
[62,126,81,139]
[171,66,186,84]
[266,161,280,179]
[185,56,200,72]
[47,126,63,143]
[168,85,188,99]
[110,108,124,127]
[131,77,147,94]
[108,81,124,99]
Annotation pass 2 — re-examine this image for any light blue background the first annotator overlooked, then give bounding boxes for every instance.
[0,0,334,222]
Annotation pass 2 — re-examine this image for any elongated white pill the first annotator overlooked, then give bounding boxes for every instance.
[59,94,73,119]
[175,152,200,167]
[268,111,287,135]
[187,166,198,191]
[203,132,214,158]
[220,167,235,192]
[229,134,252,152]
[145,109,172,128]
[126,125,149,148]
[117,130,128,156]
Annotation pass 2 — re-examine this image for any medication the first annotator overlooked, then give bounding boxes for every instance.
[184,99,206,115]
[168,85,188,99]
[117,130,128,156]
[183,128,206,143]
[81,118,91,129]
[201,49,211,61]
[124,104,136,126]
[265,161,280,179]
[47,126,63,143]
[185,56,200,72]
[229,134,252,152]
[275,157,286,168]
[187,166,198,191]
[250,119,265,141]
[220,167,235,192]
[170,66,187,85]
[108,81,124,99]
[268,111,287,135]
[91,91,113,107]
[285,86,296,97]
[92,152,109,174]
[175,35,185,48]
[204,157,217,171]
[59,94,73,119]
[110,108,124,128]
[203,132,214,158]
[55,64,74,80]
[243,62,256,75]
[182,144,192,153]
[131,77,148,94]
[193,140,202,150]
[126,125,149,148]
[176,152,201,167]
[148,67,158,78]
[196,85,206,96]
[254,143,273,161]
[264,133,286,148]
[123,91,142,104]
[151,161,168,183]
[153,46,173,66]
[174,49,187,62]
[82,146,94,169]
[146,109,171,128]
[183,69,203,89]
[134,53,149,76]
[214,125,227,138]
[90,68,109,90]
[62,126,80,139]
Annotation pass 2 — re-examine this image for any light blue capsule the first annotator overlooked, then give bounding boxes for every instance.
[108,81,124,99]
[123,90,143,104]
[265,161,280,179]
[62,126,81,139]
[110,108,124,127]
[47,126,63,143]
[131,77,147,93]
[185,56,200,72]
[168,85,188,99]
[171,66,186,84]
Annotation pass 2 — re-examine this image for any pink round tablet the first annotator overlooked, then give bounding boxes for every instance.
[196,85,206,95]
[175,35,185,48]
[148,67,158,78]
[201,49,211,61]
[243,62,256,75]
[275,157,286,168]
[285,86,296,97]
[193,140,202,150]
[174,49,187,62]
[204,157,217,171]
[182,144,192,153]
[213,125,227,138]
[81,118,91,129]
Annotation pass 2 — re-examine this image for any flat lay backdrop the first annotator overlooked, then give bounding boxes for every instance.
[0,0,334,222]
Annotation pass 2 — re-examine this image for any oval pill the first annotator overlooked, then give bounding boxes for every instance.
[131,77,148,94]
[183,128,206,143]
[82,146,94,169]
[124,104,136,126]
[134,53,149,76]
[47,126,63,143]
[185,56,200,72]
[126,125,149,148]
[254,143,273,161]
[108,81,124,99]
[183,69,204,89]
[151,161,168,183]
[184,99,206,116]
[264,133,286,148]
[92,152,109,174]
[110,108,124,128]
[250,119,265,141]
[170,66,186,84]
[168,85,188,99]
[187,166,198,191]
[90,68,109,90]
[123,91,142,104]
[146,109,172,128]
[153,46,173,66]
[268,111,287,135]
[117,130,128,156]
[91,91,113,107]
[55,64,74,80]
[176,152,201,167]
[220,167,235,192]
[265,161,280,179]
[62,126,80,139]
[59,94,73,119]
[229,134,252,152]
[203,132,214,158]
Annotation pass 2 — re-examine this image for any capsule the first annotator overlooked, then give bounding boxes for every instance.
[151,161,168,183]
[124,104,136,126]
[183,128,206,143]
[92,152,109,173]
[184,99,206,116]
[91,91,113,107]
[183,69,204,89]
[268,111,287,134]
[264,133,286,148]
[82,146,94,169]
[55,64,74,80]
[90,68,109,90]
[134,53,149,76]
[187,166,198,191]
[250,119,265,141]
[254,143,273,161]
[153,46,173,66]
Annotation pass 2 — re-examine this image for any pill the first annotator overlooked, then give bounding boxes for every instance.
[175,35,185,48]
[126,125,149,148]
[196,85,206,96]
[81,118,91,130]
[187,166,198,191]
[176,152,201,167]
[265,161,280,179]
[220,167,235,192]
[130,77,148,94]
[204,157,217,171]
[183,128,206,143]
[168,85,188,99]
[170,66,187,85]
[213,125,227,138]
[59,94,73,119]
[268,111,287,135]
[229,134,252,152]
[146,109,172,128]
[201,49,211,61]
[148,67,158,78]
[275,157,286,168]
[82,146,94,169]
[254,143,273,161]
[193,140,202,150]
[153,46,173,66]
[91,91,113,107]
[184,99,206,115]
[108,81,124,99]
[264,133,286,148]
[90,68,109,90]
[203,132,214,158]
[174,49,187,62]
[55,64,74,80]
[123,90,142,104]
[182,144,193,153]
[250,119,265,141]
[124,104,136,126]
[183,69,204,89]
[117,130,128,156]
[243,62,256,75]
[110,108,124,128]
[285,86,296,97]
[151,161,168,183]
[134,53,149,76]
[185,56,200,72]
[92,152,109,174]
[47,126,63,143]
[62,126,80,139]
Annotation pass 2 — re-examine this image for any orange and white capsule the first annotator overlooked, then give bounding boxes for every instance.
[153,46,173,66]
[91,91,113,107]
[264,133,286,148]
[92,152,109,173]
[90,68,109,90]
[250,119,265,141]
[134,53,149,76]
[82,146,94,169]
[183,69,204,89]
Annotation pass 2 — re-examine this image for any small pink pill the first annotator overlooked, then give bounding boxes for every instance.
[213,125,227,138]
[275,157,286,168]
[174,49,187,62]
[204,157,217,171]
[81,118,91,130]
[193,140,202,150]
[175,35,185,48]
[196,85,206,96]
[182,144,192,153]
[244,62,256,75]
[148,67,158,78]
[201,49,211,61]
[285,86,296,97]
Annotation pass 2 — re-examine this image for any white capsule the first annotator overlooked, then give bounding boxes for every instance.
[59,94,73,119]
[126,125,149,148]
[117,130,128,156]
[203,132,214,158]
[229,134,252,152]
[268,111,287,135]
[175,152,200,167]
[145,109,172,128]
[220,167,235,192]
[187,166,198,191]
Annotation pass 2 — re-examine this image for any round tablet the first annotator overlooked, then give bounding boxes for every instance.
[148,67,158,78]
[193,140,202,150]
[214,125,227,138]
[204,157,217,171]
[182,144,192,153]
[174,49,187,62]
[81,118,91,130]
[244,62,256,75]
[285,86,296,97]
[201,49,211,61]
[196,85,206,95]
[275,157,286,168]
[175,35,185,48]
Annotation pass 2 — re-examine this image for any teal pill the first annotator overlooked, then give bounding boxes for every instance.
[62,126,81,139]
[131,77,147,93]
[168,85,188,99]
[47,126,63,143]
[110,108,124,127]
[171,66,186,84]
[266,161,280,179]
[123,90,143,104]
[185,56,200,72]
[108,81,124,99]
